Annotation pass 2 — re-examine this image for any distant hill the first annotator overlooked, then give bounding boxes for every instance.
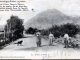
[0,25,4,31]
[24,9,80,29]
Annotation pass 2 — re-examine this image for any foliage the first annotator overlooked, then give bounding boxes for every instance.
[0,34,4,39]
[5,15,24,41]
[25,23,80,37]
[41,23,80,37]
[25,27,38,34]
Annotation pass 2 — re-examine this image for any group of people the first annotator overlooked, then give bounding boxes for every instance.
[36,31,73,48]
[35,31,55,47]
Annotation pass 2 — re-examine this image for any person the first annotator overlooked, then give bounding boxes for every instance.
[36,31,42,47]
[49,32,54,46]
[68,37,72,46]
[63,33,69,48]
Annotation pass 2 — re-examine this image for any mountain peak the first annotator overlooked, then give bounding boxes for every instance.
[24,9,80,29]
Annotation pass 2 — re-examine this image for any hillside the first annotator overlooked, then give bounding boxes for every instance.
[24,9,80,29]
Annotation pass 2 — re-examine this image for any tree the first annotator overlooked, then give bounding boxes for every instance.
[60,23,79,37]
[5,15,24,41]
[26,27,38,34]
[40,23,80,37]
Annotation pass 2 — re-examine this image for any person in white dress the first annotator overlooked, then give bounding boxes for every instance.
[49,32,54,46]
[63,33,69,48]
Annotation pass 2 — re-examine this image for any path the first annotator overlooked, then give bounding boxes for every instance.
[1,35,80,52]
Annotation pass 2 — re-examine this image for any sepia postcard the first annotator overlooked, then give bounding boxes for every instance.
[0,0,80,59]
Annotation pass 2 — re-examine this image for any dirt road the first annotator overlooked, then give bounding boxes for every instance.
[1,34,80,52]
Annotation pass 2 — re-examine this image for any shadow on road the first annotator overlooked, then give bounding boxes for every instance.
[15,44,57,51]
[41,44,56,47]
[16,47,38,51]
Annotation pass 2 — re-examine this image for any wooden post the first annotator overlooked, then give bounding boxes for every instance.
[7,24,8,33]
[10,23,12,41]
[7,24,8,38]
[7,24,9,41]
[4,29,5,40]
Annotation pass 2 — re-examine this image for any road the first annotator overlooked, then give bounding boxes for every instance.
[1,34,80,59]
[1,34,80,52]
[1,35,49,51]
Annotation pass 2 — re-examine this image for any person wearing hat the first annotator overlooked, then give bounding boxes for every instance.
[49,32,54,46]
[36,31,42,47]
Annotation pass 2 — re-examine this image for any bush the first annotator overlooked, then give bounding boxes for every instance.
[40,23,80,37]
[0,34,4,39]
[26,27,39,34]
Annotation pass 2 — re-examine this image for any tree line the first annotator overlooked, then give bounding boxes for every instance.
[26,23,80,37]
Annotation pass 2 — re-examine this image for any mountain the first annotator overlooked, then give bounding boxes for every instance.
[24,9,80,29]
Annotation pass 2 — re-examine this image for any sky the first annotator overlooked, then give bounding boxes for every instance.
[0,0,80,25]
